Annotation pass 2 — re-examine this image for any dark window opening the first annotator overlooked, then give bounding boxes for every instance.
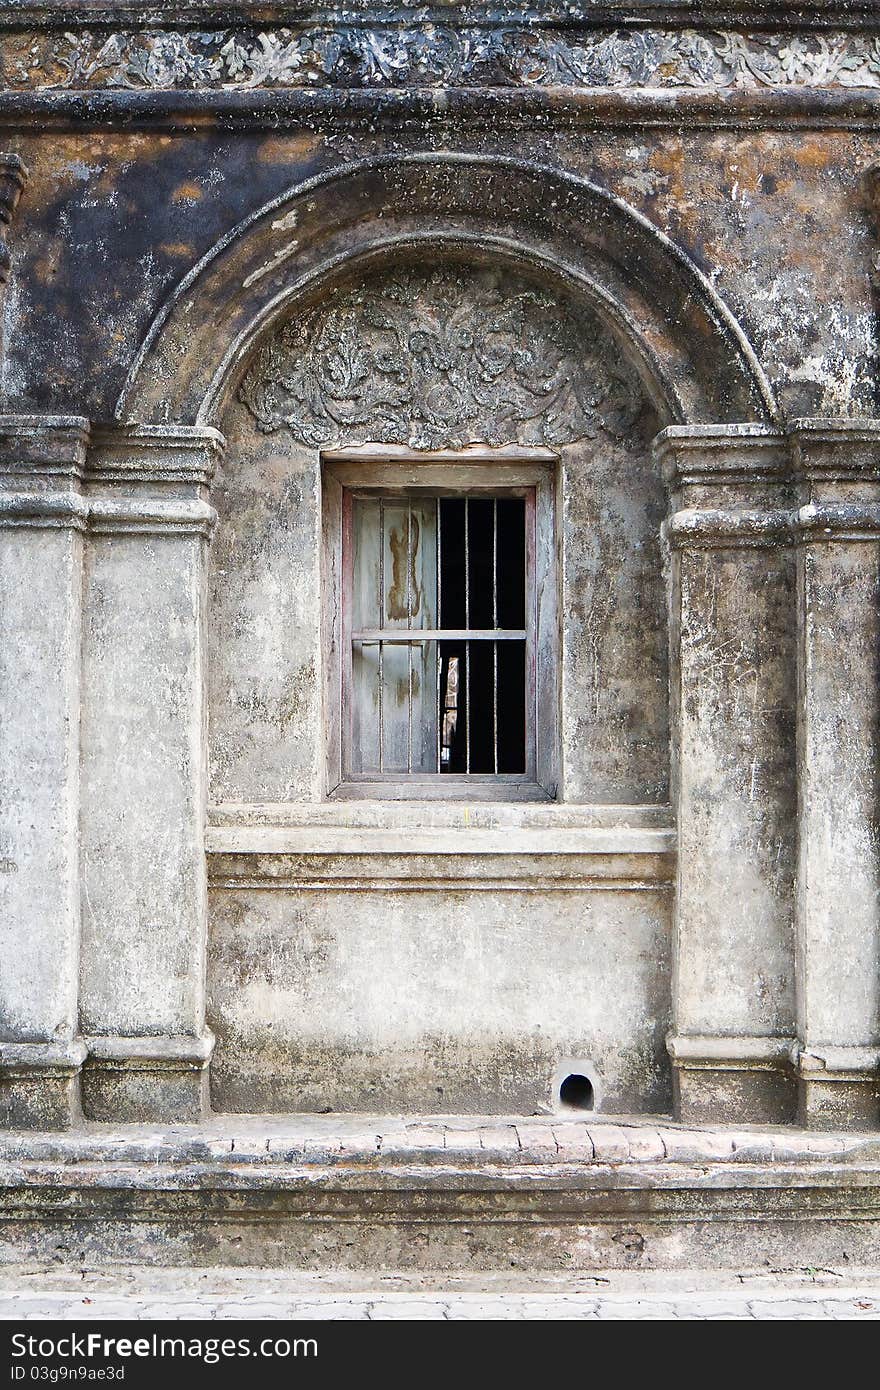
[348,492,529,778]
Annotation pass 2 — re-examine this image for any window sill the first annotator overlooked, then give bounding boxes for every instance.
[329,777,553,803]
[206,803,675,890]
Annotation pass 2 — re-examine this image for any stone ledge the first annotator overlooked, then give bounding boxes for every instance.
[5,1117,880,1269]
[0,1041,87,1077]
[2,1115,880,1169]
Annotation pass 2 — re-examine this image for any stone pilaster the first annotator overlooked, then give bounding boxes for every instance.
[659,424,798,1124]
[791,420,880,1129]
[78,424,223,1122]
[0,415,89,1128]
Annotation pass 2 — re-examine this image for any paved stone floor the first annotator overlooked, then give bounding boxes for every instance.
[1,1267,880,1319]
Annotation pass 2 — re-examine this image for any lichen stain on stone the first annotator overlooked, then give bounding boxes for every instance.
[171,181,204,203]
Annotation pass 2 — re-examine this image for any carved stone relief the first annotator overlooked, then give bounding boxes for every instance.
[237,264,645,451]
[0,155,26,287]
[6,26,880,92]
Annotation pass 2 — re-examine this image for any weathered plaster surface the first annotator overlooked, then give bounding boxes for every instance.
[1,129,874,423]
[208,882,672,1114]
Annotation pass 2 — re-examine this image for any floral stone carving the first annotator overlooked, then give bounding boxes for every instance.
[237,264,645,450]
[5,26,880,93]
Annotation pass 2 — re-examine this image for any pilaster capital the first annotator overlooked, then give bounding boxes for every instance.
[789,417,880,486]
[0,413,90,482]
[88,423,225,489]
[0,414,90,530]
[659,418,880,550]
[653,423,789,492]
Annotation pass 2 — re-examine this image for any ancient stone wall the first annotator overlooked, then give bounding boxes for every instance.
[2,2,880,1131]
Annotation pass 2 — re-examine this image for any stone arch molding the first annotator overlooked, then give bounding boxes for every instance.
[117,154,778,429]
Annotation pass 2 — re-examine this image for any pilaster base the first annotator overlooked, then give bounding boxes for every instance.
[0,1042,86,1130]
[668,1035,796,1125]
[797,1048,880,1130]
[81,1033,214,1123]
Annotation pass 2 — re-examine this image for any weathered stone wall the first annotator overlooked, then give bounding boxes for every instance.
[3,2,880,1131]
[2,128,876,423]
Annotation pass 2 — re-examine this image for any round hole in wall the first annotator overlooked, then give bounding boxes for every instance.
[559,1073,594,1110]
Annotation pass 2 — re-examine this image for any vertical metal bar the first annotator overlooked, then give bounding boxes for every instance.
[493,498,498,775]
[378,498,384,773]
[464,496,470,630]
[464,498,470,774]
[407,500,413,774]
[436,497,442,774]
[524,489,537,781]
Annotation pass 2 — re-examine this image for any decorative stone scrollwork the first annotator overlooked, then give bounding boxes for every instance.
[238,264,645,451]
[6,26,880,93]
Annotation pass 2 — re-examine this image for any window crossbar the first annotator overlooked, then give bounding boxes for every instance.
[352,629,526,644]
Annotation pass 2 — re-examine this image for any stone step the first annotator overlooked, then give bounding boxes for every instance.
[3,1115,880,1271]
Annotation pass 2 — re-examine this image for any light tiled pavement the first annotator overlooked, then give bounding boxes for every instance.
[1,1268,879,1319]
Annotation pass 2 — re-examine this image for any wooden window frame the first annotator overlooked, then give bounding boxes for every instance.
[321,447,559,802]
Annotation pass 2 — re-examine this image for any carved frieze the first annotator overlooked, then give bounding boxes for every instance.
[5,27,880,92]
[238,264,644,451]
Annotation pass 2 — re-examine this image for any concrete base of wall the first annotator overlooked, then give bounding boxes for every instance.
[3,1113,880,1271]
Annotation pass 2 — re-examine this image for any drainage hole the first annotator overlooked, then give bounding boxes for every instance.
[559,1073,594,1110]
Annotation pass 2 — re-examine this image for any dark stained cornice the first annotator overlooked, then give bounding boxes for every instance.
[3,3,880,32]
[2,84,880,133]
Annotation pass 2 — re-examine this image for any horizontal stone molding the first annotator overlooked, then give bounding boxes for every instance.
[208,805,676,889]
[796,501,880,541]
[5,1114,880,1171]
[0,1040,87,1078]
[209,801,673,831]
[11,1118,880,1269]
[83,1033,215,1074]
[668,1034,796,1071]
[3,3,877,28]
[666,502,880,548]
[796,1046,880,1082]
[0,493,88,530]
[664,506,796,549]
[7,87,880,136]
[88,496,217,537]
[207,819,676,892]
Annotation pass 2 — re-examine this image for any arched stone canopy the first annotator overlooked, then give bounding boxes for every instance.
[116,154,778,429]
